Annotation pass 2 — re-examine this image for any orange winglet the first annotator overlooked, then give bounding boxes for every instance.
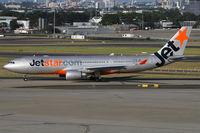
[138,59,147,65]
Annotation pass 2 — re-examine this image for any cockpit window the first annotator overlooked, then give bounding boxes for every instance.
[8,61,15,64]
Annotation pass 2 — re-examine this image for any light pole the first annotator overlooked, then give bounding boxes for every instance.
[53,8,56,37]
[137,10,144,30]
[142,13,144,30]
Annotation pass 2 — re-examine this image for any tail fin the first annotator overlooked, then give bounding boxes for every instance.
[154,26,192,67]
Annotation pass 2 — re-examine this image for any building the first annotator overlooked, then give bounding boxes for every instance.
[56,22,115,35]
[103,0,115,9]
[34,0,38,3]
[152,0,158,6]
[160,20,173,28]
[184,0,190,5]
[49,2,59,8]
[5,4,21,9]
[176,1,181,9]
[180,21,196,26]
[0,16,17,28]
[89,16,102,24]
[46,0,51,7]
[38,18,45,30]
[131,0,135,7]
[73,22,93,27]
[184,0,200,15]
[160,0,173,9]
[17,20,30,29]
[0,16,30,31]
[112,24,139,31]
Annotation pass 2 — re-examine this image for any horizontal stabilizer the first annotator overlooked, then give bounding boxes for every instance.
[168,55,184,62]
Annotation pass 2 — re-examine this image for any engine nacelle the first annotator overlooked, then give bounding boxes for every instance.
[65,70,86,80]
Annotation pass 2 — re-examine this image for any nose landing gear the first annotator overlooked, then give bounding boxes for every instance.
[23,74,28,81]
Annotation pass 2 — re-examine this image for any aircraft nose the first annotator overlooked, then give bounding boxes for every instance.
[3,64,13,71]
[3,64,8,69]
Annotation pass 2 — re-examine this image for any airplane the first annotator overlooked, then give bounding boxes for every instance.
[3,26,192,81]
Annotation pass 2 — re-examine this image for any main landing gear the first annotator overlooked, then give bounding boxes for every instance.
[90,71,103,81]
[23,74,28,81]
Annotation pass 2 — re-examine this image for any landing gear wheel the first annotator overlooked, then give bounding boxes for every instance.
[95,78,103,82]
[95,78,99,82]
[23,74,28,81]
[94,71,102,82]
[89,71,104,81]
[89,76,95,80]
[89,76,101,81]
[94,77,104,82]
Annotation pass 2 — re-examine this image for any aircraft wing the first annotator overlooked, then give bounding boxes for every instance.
[81,64,128,72]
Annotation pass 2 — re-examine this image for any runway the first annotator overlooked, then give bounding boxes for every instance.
[0,78,200,133]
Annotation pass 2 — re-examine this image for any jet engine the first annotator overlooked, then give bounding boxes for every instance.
[65,70,86,80]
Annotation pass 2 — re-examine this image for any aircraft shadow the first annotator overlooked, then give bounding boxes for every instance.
[1,77,200,81]
[1,76,200,90]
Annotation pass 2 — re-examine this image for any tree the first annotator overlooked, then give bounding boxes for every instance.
[10,20,19,30]
[182,12,197,21]
[118,13,138,25]
[0,4,5,10]
[101,14,121,25]
[0,22,8,28]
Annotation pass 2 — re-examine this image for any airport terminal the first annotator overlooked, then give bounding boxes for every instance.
[0,0,200,133]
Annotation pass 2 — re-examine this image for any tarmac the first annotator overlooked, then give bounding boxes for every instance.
[0,78,200,133]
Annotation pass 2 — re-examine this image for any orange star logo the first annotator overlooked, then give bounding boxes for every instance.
[175,27,189,48]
